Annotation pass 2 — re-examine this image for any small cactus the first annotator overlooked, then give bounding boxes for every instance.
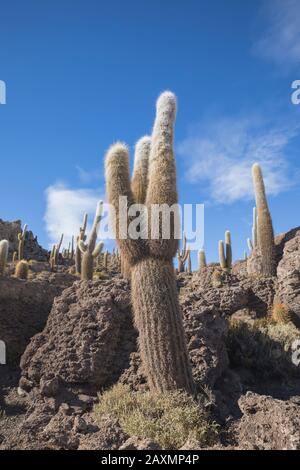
[18,224,27,260]
[187,250,192,274]
[0,240,9,276]
[12,251,17,263]
[15,260,29,279]
[78,201,104,280]
[251,163,276,276]
[198,249,207,270]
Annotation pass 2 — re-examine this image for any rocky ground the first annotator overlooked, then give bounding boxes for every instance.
[0,226,299,450]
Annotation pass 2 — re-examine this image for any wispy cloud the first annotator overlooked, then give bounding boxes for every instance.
[44,183,103,247]
[253,0,300,68]
[76,165,102,184]
[178,115,298,204]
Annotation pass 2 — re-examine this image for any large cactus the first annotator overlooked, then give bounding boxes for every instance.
[0,240,9,276]
[18,224,27,260]
[78,201,104,280]
[105,91,194,394]
[251,163,276,276]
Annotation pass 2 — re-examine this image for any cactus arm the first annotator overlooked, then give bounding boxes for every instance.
[105,143,147,264]
[87,200,103,254]
[146,91,178,260]
[78,240,87,254]
[131,136,151,204]
[92,241,103,258]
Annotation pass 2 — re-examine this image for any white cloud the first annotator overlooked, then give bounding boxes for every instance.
[178,116,298,204]
[44,183,103,248]
[254,0,300,68]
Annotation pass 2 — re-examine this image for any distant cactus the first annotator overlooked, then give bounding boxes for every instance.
[78,201,104,280]
[247,237,253,252]
[131,136,151,204]
[187,250,192,273]
[105,91,194,394]
[251,163,276,276]
[218,240,226,269]
[177,234,189,273]
[15,260,29,279]
[103,250,108,270]
[12,251,17,263]
[225,230,232,270]
[76,213,88,274]
[198,249,207,270]
[219,230,232,270]
[244,251,248,261]
[54,233,64,265]
[18,224,27,260]
[0,240,9,276]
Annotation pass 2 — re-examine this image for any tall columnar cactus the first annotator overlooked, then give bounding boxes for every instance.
[76,213,88,274]
[225,230,232,270]
[18,224,27,260]
[15,260,29,279]
[131,136,151,204]
[0,240,9,276]
[105,91,194,394]
[252,163,276,276]
[177,234,190,273]
[198,248,207,270]
[78,201,104,280]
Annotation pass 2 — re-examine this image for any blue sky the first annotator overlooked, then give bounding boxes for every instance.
[0,0,299,266]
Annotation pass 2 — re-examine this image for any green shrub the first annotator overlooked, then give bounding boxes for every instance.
[227,318,300,378]
[93,384,218,449]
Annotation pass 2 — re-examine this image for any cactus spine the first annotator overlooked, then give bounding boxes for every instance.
[252,163,276,276]
[18,224,27,260]
[76,213,88,274]
[0,240,9,276]
[15,260,28,279]
[78,201,104,280]
[198,249,207,270]
[105,91,194,394]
